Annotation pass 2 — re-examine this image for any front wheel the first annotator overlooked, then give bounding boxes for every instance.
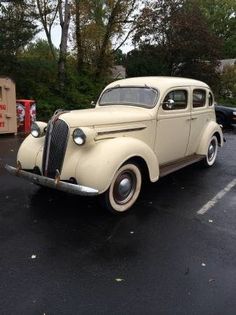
[202,135,218,167]
[100,163,142,213]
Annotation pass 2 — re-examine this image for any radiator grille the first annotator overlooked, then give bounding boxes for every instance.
[42,119,69,178]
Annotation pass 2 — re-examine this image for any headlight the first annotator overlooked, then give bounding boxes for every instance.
[31,122,40,138]
[31,121,47,138]
[233,111,236,116]
[73,128,86,145]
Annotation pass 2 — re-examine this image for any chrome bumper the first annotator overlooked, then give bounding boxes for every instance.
[5,164,99,196]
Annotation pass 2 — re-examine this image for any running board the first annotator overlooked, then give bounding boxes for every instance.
[159,155,204,178]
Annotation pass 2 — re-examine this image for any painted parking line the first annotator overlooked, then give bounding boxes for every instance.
[197,178,236,215]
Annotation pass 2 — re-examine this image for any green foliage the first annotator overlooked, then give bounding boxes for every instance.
[10,40,109,121]
[0,0,235,120]
[218,65,236,100]
[113,49,126,65]
[0,1,37,55]
[197,0,236,58]
[129,0,222,92]
[126,45,171,77]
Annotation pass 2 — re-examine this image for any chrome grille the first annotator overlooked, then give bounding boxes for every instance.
[42,119,69,178]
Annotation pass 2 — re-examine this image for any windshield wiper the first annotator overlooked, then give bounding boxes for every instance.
[144,84,157,94]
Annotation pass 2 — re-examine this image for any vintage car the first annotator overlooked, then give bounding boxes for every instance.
[6,77,224,213]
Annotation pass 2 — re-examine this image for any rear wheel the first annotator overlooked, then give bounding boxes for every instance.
[100,163,142,213]
[202,135,218,167]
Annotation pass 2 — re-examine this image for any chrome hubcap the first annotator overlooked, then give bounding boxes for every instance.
[118,178,132,197]
[113,172,136,204]
[208,141,216,161]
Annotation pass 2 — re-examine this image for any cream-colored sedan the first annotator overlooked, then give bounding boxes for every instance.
[6,77,224,213]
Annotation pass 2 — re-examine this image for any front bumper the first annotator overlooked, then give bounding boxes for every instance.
[5,164,99,196]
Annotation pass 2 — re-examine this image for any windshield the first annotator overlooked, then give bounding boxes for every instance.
[99,86,158,108]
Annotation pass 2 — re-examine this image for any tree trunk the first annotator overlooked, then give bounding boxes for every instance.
[75,0,84,73]
[58,0,71,90]
[35,0,57,61]
[95,0,122,78]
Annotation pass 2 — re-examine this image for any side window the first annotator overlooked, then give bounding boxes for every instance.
[193,89,206,108]
[208,92,214,106]
[163,90,188,110]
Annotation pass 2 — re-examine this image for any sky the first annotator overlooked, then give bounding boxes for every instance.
[38,25,134,54]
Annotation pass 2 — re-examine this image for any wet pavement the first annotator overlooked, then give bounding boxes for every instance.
[0,128,236,315]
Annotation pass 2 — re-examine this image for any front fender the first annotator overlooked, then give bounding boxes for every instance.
[17,134,44,169]
[75,137,159,193]
[196,121,224,156]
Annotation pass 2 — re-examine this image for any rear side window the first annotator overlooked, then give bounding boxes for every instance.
[193,89,206,108]
[163,90,188,110]
[208,92,214,106]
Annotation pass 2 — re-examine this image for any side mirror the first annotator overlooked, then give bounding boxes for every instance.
[163,99,175,109]
[91,101,96,107]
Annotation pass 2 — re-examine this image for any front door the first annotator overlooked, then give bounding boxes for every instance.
[155,88,191,165]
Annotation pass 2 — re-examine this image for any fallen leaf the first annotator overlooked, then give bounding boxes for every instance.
[115,278,124,282]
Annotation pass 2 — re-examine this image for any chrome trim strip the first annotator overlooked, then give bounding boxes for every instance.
[44,119,53,176]
[97,126,146,136]
[5,164,99,196]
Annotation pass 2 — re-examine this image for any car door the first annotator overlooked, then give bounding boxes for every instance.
[187,88,213,155]
[155,87,191,165]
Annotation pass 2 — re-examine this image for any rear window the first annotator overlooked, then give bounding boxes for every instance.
[208,92,214,106]
[99,87,158,108]
[193,89,206,108]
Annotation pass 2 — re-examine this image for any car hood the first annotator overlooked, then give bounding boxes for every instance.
[60,106,153,127]
[216,105,236,111]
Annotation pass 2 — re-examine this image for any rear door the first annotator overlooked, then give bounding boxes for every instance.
[187,88,214,155]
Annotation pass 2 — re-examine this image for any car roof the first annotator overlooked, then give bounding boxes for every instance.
[106,76,210,92]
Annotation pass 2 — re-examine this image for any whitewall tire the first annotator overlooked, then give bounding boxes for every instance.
[203,135,218,167]
[100,163,142,213]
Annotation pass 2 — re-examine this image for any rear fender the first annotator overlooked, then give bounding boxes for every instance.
[196,121,224,156]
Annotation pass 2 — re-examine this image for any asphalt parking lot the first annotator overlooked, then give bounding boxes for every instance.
[0,127,236,315]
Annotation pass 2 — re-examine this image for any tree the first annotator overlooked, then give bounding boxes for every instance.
[0,1,37,76]
[74,0,138,78]
[219,64,236,99]
[35,0,59,60]
[35,0,71,90]
[132,0,222,89]
[0,1,37,56]
[126,45,170,77]
[58,0,71,89]
[197,0,236,58]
